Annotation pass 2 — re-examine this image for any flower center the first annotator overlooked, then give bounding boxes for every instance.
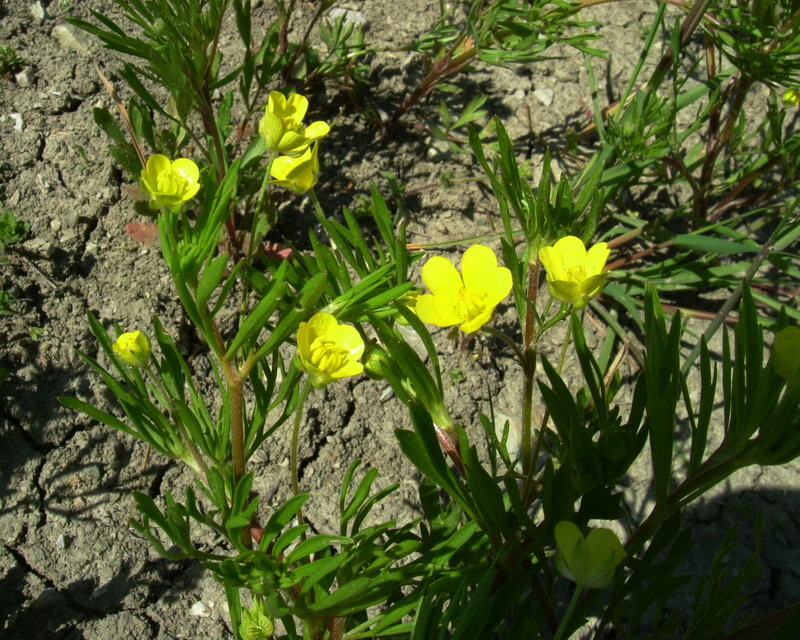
[156,170,190,196]
[458,288,489,320]
[565,265,587,283]
[309,338,350,373]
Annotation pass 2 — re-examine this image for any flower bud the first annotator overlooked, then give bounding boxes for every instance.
[112,330,151,367]
[772,326,800,385]
[782,89,800,108]
[362,344,392,381]
[239,598,274,640]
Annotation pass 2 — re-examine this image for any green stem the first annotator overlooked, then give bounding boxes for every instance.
[521,260,540,478]
[480,325,526,366]
[309,187,325,220]
[553,584,584,640]
[291,380,314,509]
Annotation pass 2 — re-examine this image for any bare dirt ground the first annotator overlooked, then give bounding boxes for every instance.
[2,1,800,638]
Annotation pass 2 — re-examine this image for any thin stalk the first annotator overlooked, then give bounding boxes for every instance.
[553,584,584,640]
[309,187,325,219]
[520,260,540,480]
[291,380,314,506]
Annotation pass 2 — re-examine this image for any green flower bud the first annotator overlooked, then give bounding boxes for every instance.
[239,598,274,640]
[772,326,800,385]
[362,344,392,381]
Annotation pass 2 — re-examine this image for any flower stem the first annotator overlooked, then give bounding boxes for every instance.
[521,260,540,479]
[291,380,314,511]
[553,584,584,640]
[309,188,325,221]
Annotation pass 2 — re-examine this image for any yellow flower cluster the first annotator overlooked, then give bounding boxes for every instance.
[261,91,330,194]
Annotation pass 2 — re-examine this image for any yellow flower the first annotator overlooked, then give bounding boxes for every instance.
[416,244,512,334]
[782,89,800,108]
[140,154,201,210]
[270,143,320,194]
[112,330,151,367]
[538,236,610,309]
[554,521,625,589]
[259,91,330,156]
[772,326,800,385]
[297,312,364,388]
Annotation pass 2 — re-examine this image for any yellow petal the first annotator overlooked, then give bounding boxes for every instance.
[307,311,339,333]
[585,242,610,276]
[267,91,286,113]
[278,131,310,155]
[553,236,588,271]
[172,158,199,183]
[331,361,364,379]
[305,120,330,141]
[326,324,365,357]
[415,293,464,327]
[145,154,171,177]
[581,272,608,302]
[461,245,499,290]
[285,93,309,123]
[297,320,314,357]
[421,256,463,297]
[259,109,284,151]
[460,307,494,334]
[548,279,581,305]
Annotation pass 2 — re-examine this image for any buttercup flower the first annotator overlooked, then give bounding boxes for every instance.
[270,143,319,194]
[259,91,330,156]
[782,89,800,108]
[140,154,201,210]
[555,521,625,589]
[297,312,365,388]
[112,330,151,367]
[538,236,610,309]
[416,244,512,334]
[772,326,800,385]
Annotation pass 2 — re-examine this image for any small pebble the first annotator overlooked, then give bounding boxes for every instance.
[50,219,62,232]
[30,1,48,23]
[55,534,68,550]
[10,113,23,132]
[533,88,554,107]
[61,230,78,244]
[52,24,90,56]
[190,601,211,618]
[15,69,33,88]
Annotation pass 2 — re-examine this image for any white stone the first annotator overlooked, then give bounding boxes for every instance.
[52,24,90,56]
[190,600,211,617]
[30,1,48,23]
[15,69,33,88]
[10,113,23,132]
[533,88,554,107]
